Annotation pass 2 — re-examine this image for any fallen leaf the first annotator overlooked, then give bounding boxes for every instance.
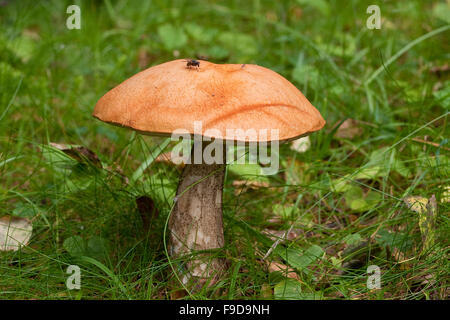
[233,180,269,188]
[430,63,449,77]
[23,27,40,41]
[49,143,102,168]
[404,196,428,214]
[290,136,310,153]
[154,151,174,163]
[154,151,185,167]
[232,180,269,195]
[169,288,187,300]
[260,283,273,298]
[335,119,363,139]
[276,245,324,271]
[0,216,32,251]
[343,233,363,246]
[268,261,300,280]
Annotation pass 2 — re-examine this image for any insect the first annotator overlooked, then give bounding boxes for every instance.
[185,59,200,70]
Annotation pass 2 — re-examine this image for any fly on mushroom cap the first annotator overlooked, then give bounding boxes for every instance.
[93,59,326,288]
[185,59,200,69]
[93,59,325,142]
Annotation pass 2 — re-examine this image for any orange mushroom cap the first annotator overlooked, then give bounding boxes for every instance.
[93,59,325,142]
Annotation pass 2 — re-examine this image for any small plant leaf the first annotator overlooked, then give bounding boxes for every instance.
[274,278,322,300]
[63,236,86,257]
[277,245,324,271]
[343,233,363,246]
[228,163,270,182]
[432,2,450,24]
[344,186,381,212]
[86,236,109,260]
[272,204,300,220]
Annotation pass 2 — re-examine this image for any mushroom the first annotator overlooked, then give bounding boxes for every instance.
[93,59,325,286]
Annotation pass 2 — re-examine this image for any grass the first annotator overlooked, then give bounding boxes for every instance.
[0,0,449,300]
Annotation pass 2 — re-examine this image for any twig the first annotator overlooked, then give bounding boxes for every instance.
[411,138,450,151]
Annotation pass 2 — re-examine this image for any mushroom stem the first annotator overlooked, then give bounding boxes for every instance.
[169,141,226,286]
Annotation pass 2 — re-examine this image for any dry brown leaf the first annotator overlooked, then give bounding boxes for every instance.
[267,261,300,280]
[105,163,129,185]
[335,119,363,139]
[232,180,269,195]
[136,196,159,232]
[23,27,40,40]
[403,196,428,213]
[232,180,270,188]
[260,283,273,298]
[154,151,185,167]
[169,288,187,300]
[50,143,102,168]
[430,63,449,76]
